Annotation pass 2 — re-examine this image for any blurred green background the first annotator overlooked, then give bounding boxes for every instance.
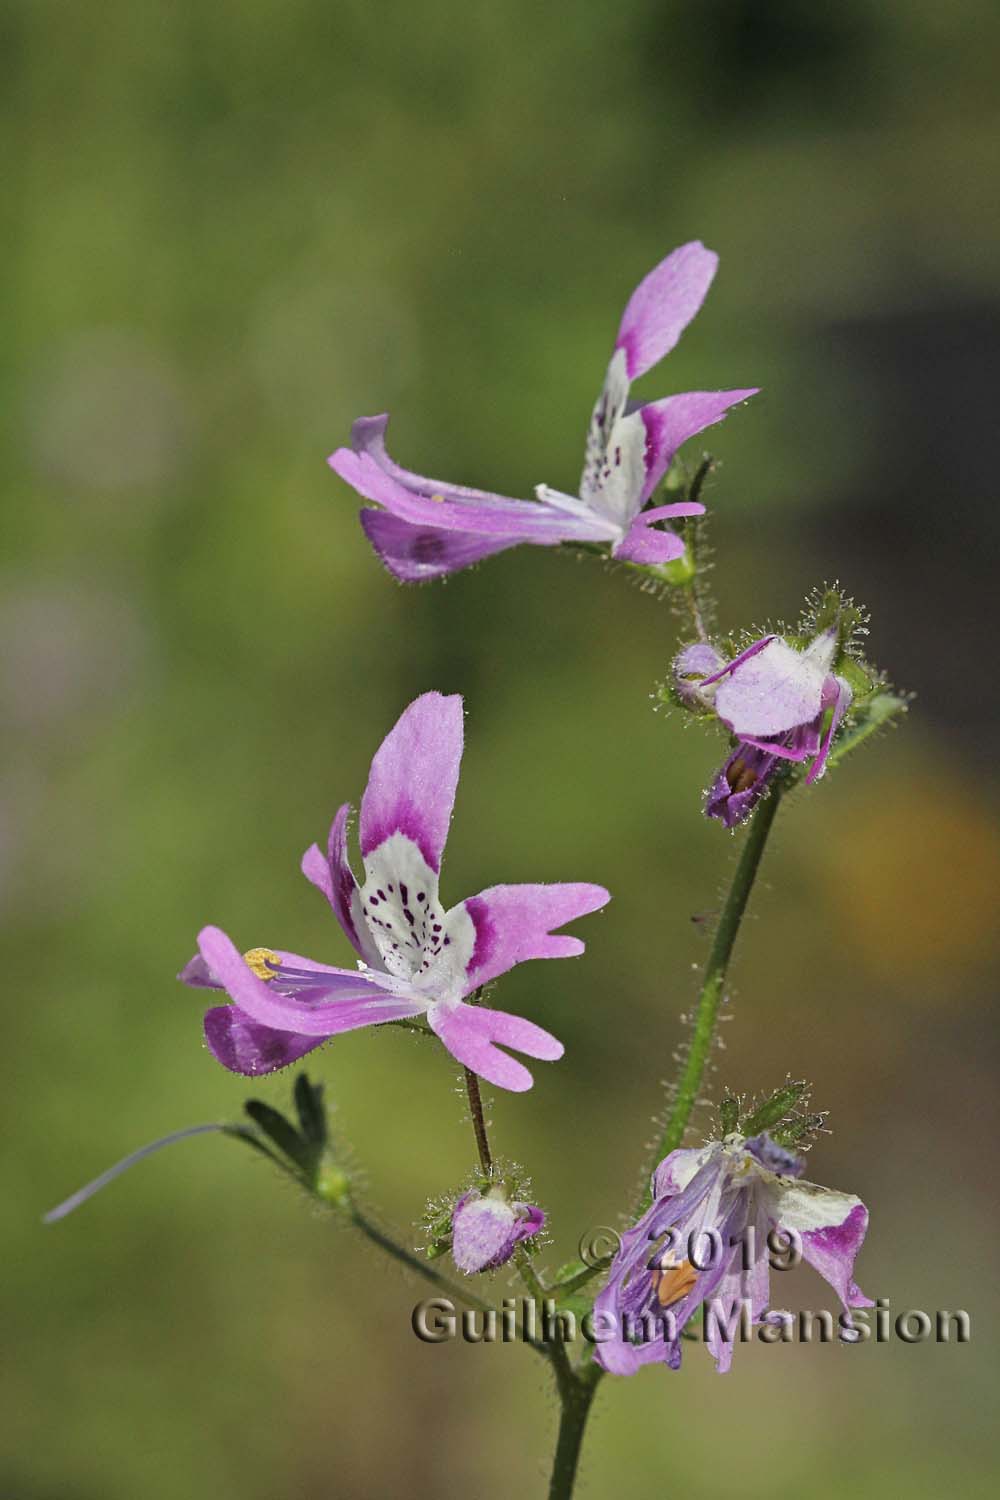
[3,0,998,1495]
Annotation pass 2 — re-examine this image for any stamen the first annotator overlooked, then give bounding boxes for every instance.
[243,947,280,980]
[726,759,757,795]
[650,1259,698,1309]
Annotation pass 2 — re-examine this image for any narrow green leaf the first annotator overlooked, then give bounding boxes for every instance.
[243,1100,312,1174]
[294,1073,328,1149]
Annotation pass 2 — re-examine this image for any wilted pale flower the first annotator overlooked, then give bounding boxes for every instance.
[451,1187,545,1274]
[673,630,853,827]
[180,693,609,1091]
[329,241,757,580]
[594,1131,871,1374]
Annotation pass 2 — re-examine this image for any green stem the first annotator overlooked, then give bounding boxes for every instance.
[547,1366,602,1500]
[348,1204,496,1316]
[650,784,783,1187]
[464,1067,493,1176]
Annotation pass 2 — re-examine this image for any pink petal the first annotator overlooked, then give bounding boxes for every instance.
[714,639,828,738]
[196,926,422,1036]
[428,1001,564,1093]
[203,1006,327,1076]
[638,389,759,505]
[615,241,719,381]
[359,692,463,873]
[301,802,383,967]
[361,508,523,581]
[458,882,611,993]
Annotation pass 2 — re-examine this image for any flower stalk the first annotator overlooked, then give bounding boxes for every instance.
[649,782,783,1193]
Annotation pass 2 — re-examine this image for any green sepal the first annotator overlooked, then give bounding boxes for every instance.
[825,690,909,770]
[660,549,696,587]
[741,1080,809,1135]
[804,585,866,657]
[837,656,876,702]
[771,1112,827,1148]
[718,1093,740,1135]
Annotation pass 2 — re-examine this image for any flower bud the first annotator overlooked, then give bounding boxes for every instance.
[450,1186,545,1274]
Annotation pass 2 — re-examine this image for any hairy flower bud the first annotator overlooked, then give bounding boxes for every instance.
[450,1186,545,1274]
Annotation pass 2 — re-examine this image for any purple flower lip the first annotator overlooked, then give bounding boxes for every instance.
[329,242,758,580]
[593,1135,871,1375]
[180,692,610,1091]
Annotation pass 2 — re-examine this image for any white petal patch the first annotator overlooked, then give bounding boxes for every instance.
[714,639,828,739]
[417,899,477,1004]
[348,885,388,971]
[761,1177,863,1234]
[803,629,838,675]
[653,1143,718,1197]
[360,832,447,982]
[580,349,646,529]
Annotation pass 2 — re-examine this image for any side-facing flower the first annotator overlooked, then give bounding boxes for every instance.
[328,242,758,580]
[180,693,609,1091]
[594,1132,871,1375]
[673,630,853,827]
[450,1186,545,1274]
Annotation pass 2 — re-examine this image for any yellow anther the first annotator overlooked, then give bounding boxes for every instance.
[430,492,446,503]
[650,1259,698,1309]
[243,947,280,980]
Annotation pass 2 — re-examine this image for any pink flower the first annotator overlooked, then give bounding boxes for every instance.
[180,693,609,1091]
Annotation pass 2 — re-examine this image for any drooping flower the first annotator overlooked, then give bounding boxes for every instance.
[328,242,758,580]
[180,693,609,1091]
[593,1132,871,1375]
[450,1186,545,1274]
[673,630,853,827]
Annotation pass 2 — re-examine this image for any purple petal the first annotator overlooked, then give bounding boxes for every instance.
[673,642,727,708]
[766,1183,873,1310]
[714,638,829,738]
[705,742,780,828]
[427,1001,564,1093]
[638,389,759,504]
[744,1132,805,1178]
[331,448,599,541]
[614,242,719,381]
[359,692,463,873]
[196,926,423,1036]
[360,507,522,581]
[450,1191,545,1274]
[203,1006,327,1075]
[804,675,853,785]
[451,1191,517,1272]
[697,635,776,688]
[651,1144,716,1199]
[178,953,219,989]
[458,882,611,993]
[350,412,529,507]
[613,511,688,565]
[301,803,383,967]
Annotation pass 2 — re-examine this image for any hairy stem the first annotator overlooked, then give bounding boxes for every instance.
[464,1067,493,1176]
[650,785,783,1186]
[548,1365,603,1500]
[348,1204,495,1315]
